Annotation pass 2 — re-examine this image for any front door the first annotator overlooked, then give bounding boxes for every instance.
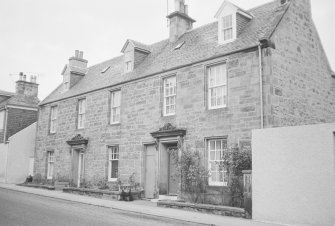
[168,147,178,195]
[72,149,84,187]
[144,144,157,198]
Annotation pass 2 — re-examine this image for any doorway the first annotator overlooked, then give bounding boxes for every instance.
[144,144,157,198]
[159,143,179,196]
[72,149,84,187]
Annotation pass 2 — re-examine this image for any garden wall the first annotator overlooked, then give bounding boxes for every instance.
[252,123,335,226]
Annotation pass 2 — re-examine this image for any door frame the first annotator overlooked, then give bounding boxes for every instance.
[142,142,158,198]
[158,137,180,196]
[71,145,86,188]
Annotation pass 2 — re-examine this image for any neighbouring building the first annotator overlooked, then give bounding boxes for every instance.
[0,74,39,183]
[34,0,335,205]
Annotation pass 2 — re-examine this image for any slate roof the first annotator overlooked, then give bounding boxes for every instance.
[0,92,39,109]
[0,90,15,97]
[0,89,39,108]
[40,0,289,106]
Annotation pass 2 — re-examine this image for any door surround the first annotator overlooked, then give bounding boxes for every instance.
[150,123,186,197]
[66,134,88,188]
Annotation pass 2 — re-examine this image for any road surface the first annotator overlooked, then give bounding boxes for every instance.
[0,188,206,226]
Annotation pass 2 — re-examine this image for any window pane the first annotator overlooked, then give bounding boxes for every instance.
[216,150,222,161]
[223,15,232,29]
[210,141,215,151]
[219,172,224,182]
[211,172,217,182]
[210,151,215,161]
[114,91,121,107]
[223,86,227,105]
[216,87,223,106]
[171,96,175,105]
[210,162,216,171]
[111,160,118,178]
[224,28,233,41]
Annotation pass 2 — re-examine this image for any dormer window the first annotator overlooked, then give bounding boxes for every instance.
[63,74,70,91]
[125,61,132,72]
[215,1,252,45]
[121,39,151,74]
[222,15,233,42]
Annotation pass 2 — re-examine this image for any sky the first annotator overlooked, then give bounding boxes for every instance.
[0,0,334,100]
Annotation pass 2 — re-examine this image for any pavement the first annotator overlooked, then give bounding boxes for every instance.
[0,183,285,226]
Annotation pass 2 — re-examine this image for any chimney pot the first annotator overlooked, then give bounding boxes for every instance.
[75,50,79,58]
[23,74,26,81]
[19,72,23,81]
[79,51,84,59]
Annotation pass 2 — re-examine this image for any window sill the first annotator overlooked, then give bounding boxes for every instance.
[108,178,118,182]
[49,132,56,135]
[76,128,85,131]
[162,114,176,118]
[109,123,121,126]
[208,105,227,110]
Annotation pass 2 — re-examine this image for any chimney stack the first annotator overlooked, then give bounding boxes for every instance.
[16,72,39,97]
[167,0,195,42]
[69,50,88,71]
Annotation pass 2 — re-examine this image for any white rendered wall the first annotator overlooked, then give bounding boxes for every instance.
[0,144,8,183]
[252,123,335,226]
[6,122,36,184]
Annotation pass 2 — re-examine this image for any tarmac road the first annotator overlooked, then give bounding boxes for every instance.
[0,188,206,226]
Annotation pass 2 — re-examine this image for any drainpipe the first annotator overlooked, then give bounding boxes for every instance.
[258,44,264,129]
[258,39,276,129]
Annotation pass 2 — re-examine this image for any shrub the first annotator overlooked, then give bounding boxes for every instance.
[169,148,209,203]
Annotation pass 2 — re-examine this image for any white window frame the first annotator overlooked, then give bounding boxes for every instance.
[108,146,119,182]
[222,15,233,42]
[50,106,58,133]
[218,13,237,45]
[125,61,132,72]
[77,99,86,129]
[208,63,228,110]
[110,90,121,124]
[63,74,70,91]
[163,76,177,116]
[47,151,55,180]
[208,139,228,186]
[0,110,5,130]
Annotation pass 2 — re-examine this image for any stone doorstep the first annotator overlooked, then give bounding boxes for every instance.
[157,201,246,218]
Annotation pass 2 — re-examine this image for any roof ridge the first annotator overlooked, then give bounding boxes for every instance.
[0,90,15,96]
[247,0,277,12]
[87,55,124,70]
[184,21,217,35]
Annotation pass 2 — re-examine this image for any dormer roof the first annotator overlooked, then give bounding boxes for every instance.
[121,39,151,54]
[215,0,253,19]
[61,64,87,76]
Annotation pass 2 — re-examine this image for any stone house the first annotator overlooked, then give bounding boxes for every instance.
[34,0,335,205]
[0,73,39,143]
[0,74,39,183]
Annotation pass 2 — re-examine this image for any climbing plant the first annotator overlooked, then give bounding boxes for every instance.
[168,148,209,203]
